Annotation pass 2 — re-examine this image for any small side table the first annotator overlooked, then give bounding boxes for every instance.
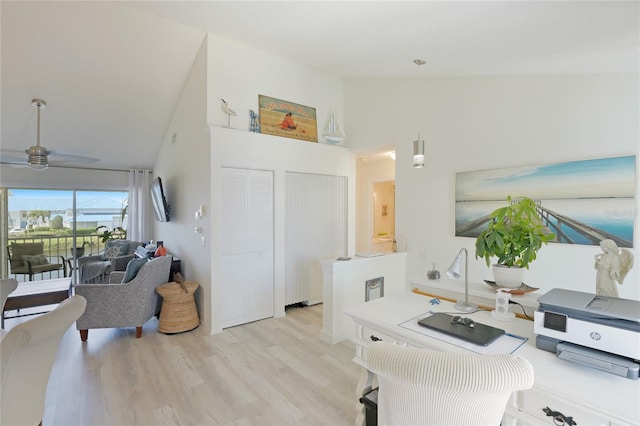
[156,281,199,334]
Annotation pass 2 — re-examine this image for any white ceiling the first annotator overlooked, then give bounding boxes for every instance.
[1,1,638,170]
[128,0,640,78]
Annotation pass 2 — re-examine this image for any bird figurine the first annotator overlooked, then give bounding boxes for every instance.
[221,98,237,128]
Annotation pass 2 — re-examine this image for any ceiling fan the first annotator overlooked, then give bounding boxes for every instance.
[0,98,99,170]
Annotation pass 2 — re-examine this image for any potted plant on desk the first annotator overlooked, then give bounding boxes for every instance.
[475,196,555,288]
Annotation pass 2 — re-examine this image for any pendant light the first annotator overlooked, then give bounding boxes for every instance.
[412,59,425,168]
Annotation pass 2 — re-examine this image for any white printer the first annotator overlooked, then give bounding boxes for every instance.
[534,288,640,380]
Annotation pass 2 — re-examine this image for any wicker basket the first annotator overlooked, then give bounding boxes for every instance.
[156,281,200,334]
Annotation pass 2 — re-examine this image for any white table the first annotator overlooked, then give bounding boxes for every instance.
[344,292,640,426]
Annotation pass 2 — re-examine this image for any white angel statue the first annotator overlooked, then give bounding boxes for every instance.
[594,239,634,297]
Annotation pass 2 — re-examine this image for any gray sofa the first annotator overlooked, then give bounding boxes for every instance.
[75,255,171,340]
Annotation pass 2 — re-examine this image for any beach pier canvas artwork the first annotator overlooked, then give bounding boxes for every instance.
[455,156,636,248]
[258,95,318,143]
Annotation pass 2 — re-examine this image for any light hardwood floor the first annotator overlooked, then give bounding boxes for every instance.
[5,304,361,426]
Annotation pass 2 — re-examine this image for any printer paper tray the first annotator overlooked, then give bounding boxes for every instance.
[557,342,639,380]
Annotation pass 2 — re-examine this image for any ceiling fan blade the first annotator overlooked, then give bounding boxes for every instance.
[1,149,99,167]
[48,152,100,164]
[0,150,29,164]
[2,163,30,168]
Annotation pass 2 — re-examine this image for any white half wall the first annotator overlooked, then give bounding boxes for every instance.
[321,252,407,344]
[346,73,640,300]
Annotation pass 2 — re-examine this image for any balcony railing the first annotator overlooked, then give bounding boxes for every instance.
[6,234,106,282]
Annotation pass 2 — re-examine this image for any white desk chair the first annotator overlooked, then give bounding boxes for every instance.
[368,342,534,426]
[1,278,19,329]
[0,295,86,426]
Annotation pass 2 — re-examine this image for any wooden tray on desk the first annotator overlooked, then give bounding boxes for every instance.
[483,280,539,295]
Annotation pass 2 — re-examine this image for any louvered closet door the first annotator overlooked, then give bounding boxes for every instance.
[246,170,274,323]
[285,172,347,305]
[220,167,274,328]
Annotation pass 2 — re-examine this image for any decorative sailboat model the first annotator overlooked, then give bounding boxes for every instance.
[323,109,346,144]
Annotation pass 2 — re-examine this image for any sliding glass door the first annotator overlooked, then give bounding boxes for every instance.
[2,188,128,282]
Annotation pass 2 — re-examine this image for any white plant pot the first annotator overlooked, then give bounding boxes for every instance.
[492,264,524,288]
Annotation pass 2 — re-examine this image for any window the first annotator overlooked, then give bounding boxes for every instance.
[2,188,128,282]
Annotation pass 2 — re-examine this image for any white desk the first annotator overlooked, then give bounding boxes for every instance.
[344,292,639,426]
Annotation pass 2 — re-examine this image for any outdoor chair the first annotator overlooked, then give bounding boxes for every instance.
[8,242,67,281]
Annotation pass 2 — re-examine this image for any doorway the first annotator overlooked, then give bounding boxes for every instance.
[355,150,396,254]
[371,180,395,252]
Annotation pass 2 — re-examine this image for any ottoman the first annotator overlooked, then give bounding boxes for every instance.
[156,281,199,334]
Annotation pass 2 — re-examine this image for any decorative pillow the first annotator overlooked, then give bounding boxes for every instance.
[123,257,148,283]
[102,240,130,260]
[22,253,49,266]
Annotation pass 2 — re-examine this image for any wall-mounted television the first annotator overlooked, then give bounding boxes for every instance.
[150,177,170,222]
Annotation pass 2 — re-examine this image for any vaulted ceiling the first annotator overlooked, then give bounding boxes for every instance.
[2,1,638,170]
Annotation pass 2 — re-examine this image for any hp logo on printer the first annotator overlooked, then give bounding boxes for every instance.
[590,331,601,341]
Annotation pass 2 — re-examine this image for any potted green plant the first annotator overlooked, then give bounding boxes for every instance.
[95,201,128,243]
[71,241,89,258]
[475,196,555,288]
[95,225,127,243]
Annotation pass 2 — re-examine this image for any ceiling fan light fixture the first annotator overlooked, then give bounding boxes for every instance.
[29,163,48,171]
[27,98,49,170]
[26,145,49,170]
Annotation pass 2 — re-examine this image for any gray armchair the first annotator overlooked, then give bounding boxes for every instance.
[75,256,171,340]
[76,239,143,283]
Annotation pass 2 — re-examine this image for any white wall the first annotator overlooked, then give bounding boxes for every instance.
[346,74,640,300]
[210,127,355,333]
[153,37,212,331]
[205,33,352,333]
[206,33,345,144]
